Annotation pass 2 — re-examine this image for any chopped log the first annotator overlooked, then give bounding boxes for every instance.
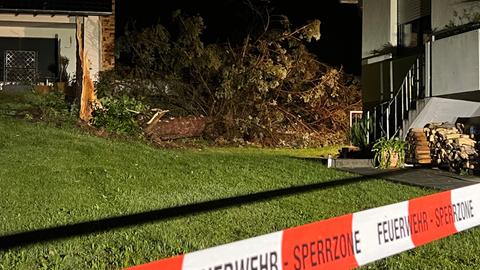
[418,159,433,164]
[417,121,479,173]
[406,128,432,165]
[410,128,424,133]
[445,133,461,140]
[455,138,476,146]
[415,149,430,155]
[416,154,431,160]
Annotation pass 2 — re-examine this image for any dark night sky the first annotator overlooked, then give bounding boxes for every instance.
[115,0,361,75]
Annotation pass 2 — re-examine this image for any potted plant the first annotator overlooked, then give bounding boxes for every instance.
[372,137,407,168]
[345,117,373,158]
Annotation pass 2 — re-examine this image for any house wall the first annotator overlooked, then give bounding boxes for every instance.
[362,0,397,58]
[362,55,417,110]
[0,14,76,80]
[432,0,480,31]
[432,29,480,96]
[407,97,480,130]
[392,55,417,92]
[362,61,391,109]
[101,0,115,70]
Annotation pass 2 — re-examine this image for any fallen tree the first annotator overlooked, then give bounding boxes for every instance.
[97,12,361,147]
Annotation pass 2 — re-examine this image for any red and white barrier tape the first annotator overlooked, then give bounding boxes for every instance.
[126,183,480,270]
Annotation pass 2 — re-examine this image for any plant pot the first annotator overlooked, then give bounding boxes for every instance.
[381,150,399,168]
[34,85,51,95]
[372,137,406,169]
[55,82,66,93]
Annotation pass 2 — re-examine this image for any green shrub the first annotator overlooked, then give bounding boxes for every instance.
[38,91,69,110]
[37,91,78,124]
[91,95,148,135]
[0,90,77,125]
[349,117,372,150]
[95,70,128,99]
[372,137,407,169]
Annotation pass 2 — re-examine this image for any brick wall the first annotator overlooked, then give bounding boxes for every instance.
[100,0,115,70]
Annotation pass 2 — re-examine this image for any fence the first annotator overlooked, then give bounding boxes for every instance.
[127,183,480,270]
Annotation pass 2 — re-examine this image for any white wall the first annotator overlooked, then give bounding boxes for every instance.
[362,0,397,59]
[432,0,480,31]
[432,29,480,96]
[408,97,480,130]
[84,16,101,80]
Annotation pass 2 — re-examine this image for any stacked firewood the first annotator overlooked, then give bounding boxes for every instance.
[422,122,478,172]
[406,128,432,164]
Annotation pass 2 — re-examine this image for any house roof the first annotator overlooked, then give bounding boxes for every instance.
[0,0,112,16]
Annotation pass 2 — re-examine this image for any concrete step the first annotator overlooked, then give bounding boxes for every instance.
[332,158,373,168]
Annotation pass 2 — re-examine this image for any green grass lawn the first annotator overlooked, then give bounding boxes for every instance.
[0,116,479,269]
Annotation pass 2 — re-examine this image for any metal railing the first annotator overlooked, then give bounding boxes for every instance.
[367,56,425,141]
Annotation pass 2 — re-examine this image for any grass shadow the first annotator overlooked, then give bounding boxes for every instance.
[0,169,413,251]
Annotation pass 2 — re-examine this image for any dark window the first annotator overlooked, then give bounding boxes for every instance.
[398,16,431,53]
[0,37,58,83]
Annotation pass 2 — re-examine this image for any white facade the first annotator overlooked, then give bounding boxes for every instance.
[407,97,480,130]
[362,0,480,140]
[363,0,480,100]
[362,0,397,58]
[432,29,480,96]
[432,0,480,31]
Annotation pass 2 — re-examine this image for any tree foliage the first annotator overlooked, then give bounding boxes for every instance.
[101,11,361,147]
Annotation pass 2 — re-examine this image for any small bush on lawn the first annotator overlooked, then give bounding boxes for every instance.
[91,95,148,135]
[0,90,78,125]
[37,91,78,124]
[349,117,372,151]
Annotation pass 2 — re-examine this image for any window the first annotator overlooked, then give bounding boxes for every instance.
[399,16,431,51]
